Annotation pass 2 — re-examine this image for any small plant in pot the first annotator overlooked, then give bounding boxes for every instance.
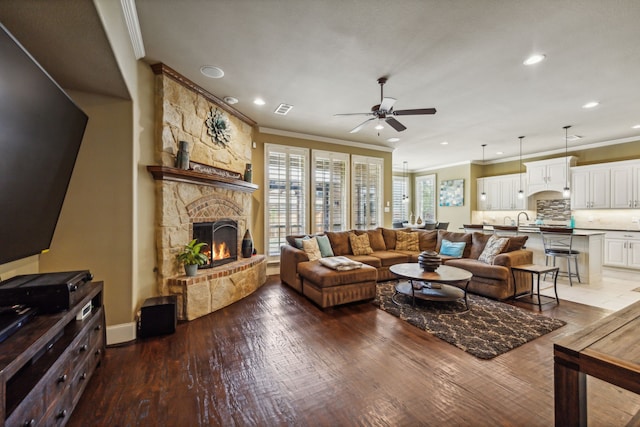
[176,239,209,277]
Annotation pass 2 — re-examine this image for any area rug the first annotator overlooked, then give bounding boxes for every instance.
[373,282,566,359]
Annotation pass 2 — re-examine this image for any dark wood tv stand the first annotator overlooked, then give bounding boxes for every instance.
[0,282,105,426]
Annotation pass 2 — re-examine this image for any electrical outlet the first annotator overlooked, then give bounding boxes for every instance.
[632,217,639,224]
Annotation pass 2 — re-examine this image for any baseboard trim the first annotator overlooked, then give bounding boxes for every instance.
[106,322,137,345]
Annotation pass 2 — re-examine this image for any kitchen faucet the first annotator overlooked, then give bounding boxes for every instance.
[503,216,513,225]
[517,211,530,227]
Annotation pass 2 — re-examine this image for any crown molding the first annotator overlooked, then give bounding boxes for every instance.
[258,127,395,153]
[481,135,640,165]
[121,0,145,59]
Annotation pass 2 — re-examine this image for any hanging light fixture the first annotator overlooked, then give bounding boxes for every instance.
[402,161,410,204]
[563,125,571,198]
[480,144,487,201]
[518,136,525,199]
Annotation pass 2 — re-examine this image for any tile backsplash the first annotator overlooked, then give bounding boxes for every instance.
[536,199,570,221]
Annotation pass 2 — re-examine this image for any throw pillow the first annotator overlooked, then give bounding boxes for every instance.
[293,235,310,249]
[349,233,373,256]
[302,237,322,261]
[439,239,466,258]
[316,234,334,258]
[395,230,420,251]
[478,235,509,264]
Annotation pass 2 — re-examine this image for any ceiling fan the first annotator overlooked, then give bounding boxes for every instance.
[335,77,437,134]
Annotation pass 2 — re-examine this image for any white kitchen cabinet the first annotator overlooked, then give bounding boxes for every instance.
[477,174,527,210]
[525,157,577,195]
[571,166,610,209]
[610,161,640,209]
[604,231,640,269]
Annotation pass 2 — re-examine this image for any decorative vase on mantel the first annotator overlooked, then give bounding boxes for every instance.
[242,229,254,258]
[175,140,190,170]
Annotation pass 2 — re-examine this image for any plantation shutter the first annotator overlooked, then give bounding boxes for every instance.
[311,150,349,233]
[264,144,308,259]
[392,175,409,223]
[352,155,384,229]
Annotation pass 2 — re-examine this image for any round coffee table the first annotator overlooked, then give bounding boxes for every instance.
[389,263,473,310]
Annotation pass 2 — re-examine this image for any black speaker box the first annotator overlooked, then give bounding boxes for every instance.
[139,295,177,338]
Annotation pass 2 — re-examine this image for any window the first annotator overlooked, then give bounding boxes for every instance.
[352,155,384,229]
[311,150,349,233]
[392,175,409,223]
[264,144,308,259]
[415,174,436,222]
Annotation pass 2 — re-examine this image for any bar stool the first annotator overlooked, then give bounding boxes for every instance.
[463,224,484,233]
[493,225,518,236]
[539,227,581,286]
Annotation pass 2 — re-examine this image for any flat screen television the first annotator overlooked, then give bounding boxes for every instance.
[0,23,88,265]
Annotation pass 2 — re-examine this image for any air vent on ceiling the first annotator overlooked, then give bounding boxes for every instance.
[274,103,293,115]
[566,134,582,142]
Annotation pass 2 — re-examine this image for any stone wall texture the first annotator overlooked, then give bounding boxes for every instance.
[152,67,265,317]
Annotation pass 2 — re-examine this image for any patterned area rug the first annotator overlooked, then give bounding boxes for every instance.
[373,282,566,359]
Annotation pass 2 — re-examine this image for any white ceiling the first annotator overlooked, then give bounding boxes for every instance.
[2,1,639,172]
[135,0,640,171]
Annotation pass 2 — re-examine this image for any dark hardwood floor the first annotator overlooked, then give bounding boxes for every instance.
[68,276,640,426]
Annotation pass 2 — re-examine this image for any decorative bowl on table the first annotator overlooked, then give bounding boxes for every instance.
[417,250,441,272]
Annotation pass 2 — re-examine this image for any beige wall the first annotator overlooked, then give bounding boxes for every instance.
[251,131,394,252]
[419,163,472,231]
[39,92,134,326]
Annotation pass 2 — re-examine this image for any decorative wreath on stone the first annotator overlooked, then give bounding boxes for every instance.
[206,107,231,146]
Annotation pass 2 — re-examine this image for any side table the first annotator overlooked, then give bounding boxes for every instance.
[511,264,559,310]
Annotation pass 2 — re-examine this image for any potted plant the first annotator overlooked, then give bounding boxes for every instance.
[176,239,208,276]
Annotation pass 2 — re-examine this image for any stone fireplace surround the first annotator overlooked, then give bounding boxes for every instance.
[149,64,266,321]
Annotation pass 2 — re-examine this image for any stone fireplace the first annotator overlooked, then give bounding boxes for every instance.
[148,63,267,320]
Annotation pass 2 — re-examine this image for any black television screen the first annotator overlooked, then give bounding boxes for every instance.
[0,24,88,265]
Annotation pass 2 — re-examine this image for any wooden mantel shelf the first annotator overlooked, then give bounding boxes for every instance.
[147,165,259,193]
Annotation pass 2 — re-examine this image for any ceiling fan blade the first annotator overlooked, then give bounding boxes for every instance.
[379,97,396,112]
[393,108,437,116]
[334,112,374,116]
[350,117,375,133]
[385,117,407,132]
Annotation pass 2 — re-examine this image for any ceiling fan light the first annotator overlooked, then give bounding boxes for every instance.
[375,123,384,130]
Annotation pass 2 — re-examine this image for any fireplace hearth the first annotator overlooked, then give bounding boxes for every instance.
[193,219,238,268]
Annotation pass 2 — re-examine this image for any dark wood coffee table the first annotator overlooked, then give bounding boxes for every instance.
[389,263,473,310]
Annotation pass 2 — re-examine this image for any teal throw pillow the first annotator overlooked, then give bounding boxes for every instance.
[294,235,310,249]
[440,239,466,258]
[316,235,334,258]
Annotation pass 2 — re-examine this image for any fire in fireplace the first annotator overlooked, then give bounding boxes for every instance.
[192,219,238,268]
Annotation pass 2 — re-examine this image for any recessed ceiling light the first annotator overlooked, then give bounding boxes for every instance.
[566,134,582,142]
[200,65,224,79]
[582,101,600,109]
[523,53,546,66]
[496,151,503,155]
[632,124,640,129]
[387,137,400,143]
[440,141,449,145]
[253,98,266,106]
[223,96,238,105]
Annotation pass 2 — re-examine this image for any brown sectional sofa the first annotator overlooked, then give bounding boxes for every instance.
[280,228,533,308]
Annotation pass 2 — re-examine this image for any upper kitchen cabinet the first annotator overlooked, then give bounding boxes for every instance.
[571,165,610,209]
[477,173,527,211]
[610,160,640,209]
[525,157,577,195]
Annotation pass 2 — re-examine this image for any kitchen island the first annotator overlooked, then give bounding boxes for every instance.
[485,226,605,284]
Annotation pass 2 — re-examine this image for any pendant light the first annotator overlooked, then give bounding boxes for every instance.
[563,125,571,198]
[480,144,487,201]
[518,136,524,199]
[402,161,409,204]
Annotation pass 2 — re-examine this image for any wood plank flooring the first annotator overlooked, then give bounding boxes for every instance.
[68,276,640,426]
